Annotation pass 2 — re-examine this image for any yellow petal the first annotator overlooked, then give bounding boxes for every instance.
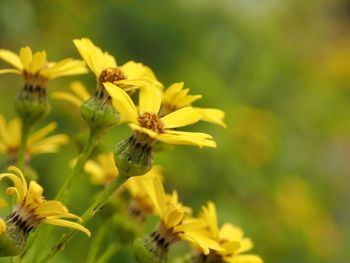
[29,134,69,155]
[228,254,263,263]
[51,91,83,108]
[0,49,22,69]
[42,218,91,237]
[0,218,6,234]
[28,51,47,74]
[196,108,227,128]
[158,132,216,148]
[19,47,33,70]
[161,107,201,129]
[180,231,223,255]
[70,81,90,101]
[35,200,68,217]
[41,59,88,79]
[0,69,22,74]
[104,82,138,123]
[28,122,57,145]
[139,86,162,115]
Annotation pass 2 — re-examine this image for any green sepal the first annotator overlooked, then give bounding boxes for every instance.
[0,222,27,257]
[80,96,119,131]
[134,236,166,263]
[114,135,153,179]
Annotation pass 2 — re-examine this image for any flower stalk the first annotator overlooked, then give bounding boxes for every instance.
[39,174,128,262]
[55,128,100,202]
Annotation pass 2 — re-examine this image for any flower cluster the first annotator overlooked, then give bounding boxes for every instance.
[0,38,262,263]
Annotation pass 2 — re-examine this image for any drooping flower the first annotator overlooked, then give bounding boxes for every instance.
[105,83,216,148]
[134,177,222,262]
[0,166,90,256]
[160,82,226,127]
[198,202,263,263]
[0,115,69,164]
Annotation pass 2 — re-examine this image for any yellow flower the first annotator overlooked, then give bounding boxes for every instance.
[0,46,87,88]
[200,202,263,263]
[160,82,226,127]
[0,115,69,163]
[143,177,222,255]
[73,38,162,91]
[125,166,164,221]
[51,81,90,109]
[104,83,216,148]
[0,166,90,236]
[84,152,117,185]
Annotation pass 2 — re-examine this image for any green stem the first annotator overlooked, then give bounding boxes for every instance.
[17,120,31,169]
[86,221,110,263]
[95,243,120,263]
[39,175,127,263]
[55,128,100,202]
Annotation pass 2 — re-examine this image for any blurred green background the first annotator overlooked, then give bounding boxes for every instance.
[0,0,349,262]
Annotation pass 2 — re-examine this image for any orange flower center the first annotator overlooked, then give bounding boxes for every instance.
[99,67,127,83]
[138,112,165,133]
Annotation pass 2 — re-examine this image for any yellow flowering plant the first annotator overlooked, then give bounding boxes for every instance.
[0,38,264,263]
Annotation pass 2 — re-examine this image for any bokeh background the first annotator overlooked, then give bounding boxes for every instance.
[0,0,349,262]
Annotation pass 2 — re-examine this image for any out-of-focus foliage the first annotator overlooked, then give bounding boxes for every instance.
[0,0,349,262]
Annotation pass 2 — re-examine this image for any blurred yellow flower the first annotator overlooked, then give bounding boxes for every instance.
[105,83,216,148]
[51,81,90,109]
[160,82,226,127]
[125,165,163,221]
[232,106,280,166]
[73,38,162,92]
[0,46,87,88]
[0,115,69,164]
[143,177,222,255]
[84,152,117,185]
[0,166,90,236]
[200,202,263,263]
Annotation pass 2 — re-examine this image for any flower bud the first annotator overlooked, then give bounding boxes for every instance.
[134,235,167,263]
[114,135,153,179]
[80,93,119,131]
[14,85,51,125]
[0,220,28,256]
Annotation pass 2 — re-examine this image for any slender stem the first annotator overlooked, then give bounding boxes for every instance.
[55,128,100,202]
[24,128,100,262]
[95,243,120,263]
[17,120,31,169]
[86,221,109,263]
[39,175,127,263]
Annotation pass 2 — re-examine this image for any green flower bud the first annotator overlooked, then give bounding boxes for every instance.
[134,235,167,263]
[114,135,153,179]
[80,92,119,131]
[14,85,51,125]
[0,221,28,257]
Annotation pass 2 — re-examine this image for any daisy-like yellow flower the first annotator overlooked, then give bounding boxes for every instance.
[105,83,216,148]
[160,82,226,128]
[51,81,90,109]
[73,38,162,92]
[0,115,69,164]
[0,166,90,256]
[199,202,263,263]
[134,177,222,262]
[0,46,87,89]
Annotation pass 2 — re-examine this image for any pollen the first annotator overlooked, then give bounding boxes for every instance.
[99,67,127,83]
[138,112,165,133]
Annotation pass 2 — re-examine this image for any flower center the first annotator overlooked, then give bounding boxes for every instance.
[99,67,127,83]
[138,113,165,133]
